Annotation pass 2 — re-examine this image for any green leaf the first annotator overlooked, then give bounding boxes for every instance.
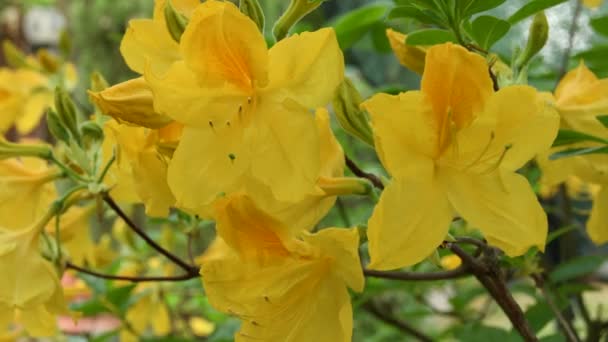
[106,284,137,312]
[508,0,568,24]
[549,255,605,283]
[406,28,457,45]
[575,46,608,77]
[388,5,445,26]
[546,225,576,244]
[332,4,389,49]
[552,129,608,147]
[453,324,521,342]
[596,115,608,127]
[471,15,510,49]
[523,302,556,333]
[549,145,608,160]
[461,0,507,17]
[371,22,392,53]
[591,16,608,37]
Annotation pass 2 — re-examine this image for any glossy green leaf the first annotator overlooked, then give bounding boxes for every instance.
[508,0,568,24]
[591,16,608,37]
[552,129,608,147]
[388,5,445,26]
[549,255,605,283]
[406,28,457,45]
[597,115,608,127]
[460,0,507,17]
[471,15,510,49]
[549,145,608,160]
[332,4,389,49]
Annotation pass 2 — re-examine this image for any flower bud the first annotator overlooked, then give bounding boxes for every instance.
[2,40,27,68]
[0,137,53,160]
[80,121,104,143]
[333,78,374,147]
[386,29,427,75]
[46,109,71,144]
[515,11,549,70]
[440,254,462,270]
[164,0,189,43]
[37,49,60,73]
[54,87,81,143]
[273,0,325,41]
[89,77,173,129]
[240,0,265,32]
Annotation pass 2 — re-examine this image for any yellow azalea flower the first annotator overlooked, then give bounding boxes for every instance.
[386,29,427,74]
[0,157,58,230]
[121,0,199,75]
[0,68,51,134]
[104,120,177,217]
[101,121,139,204]
[46,205,100,267]
[89,77,173,129]
[0,216,68,337]
[201,194,364,342]
[362,43,559,270]
[189,317,215,337]
[146,0,344,211]
[583,0,602,8]
[125,291,171,337]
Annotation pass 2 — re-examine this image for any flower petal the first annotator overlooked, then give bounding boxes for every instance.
[363,91,437,176]
[180,0,268,91]
[265,28,344,108]
[120,19,180,75]
[555,62,608,117]
[367,162,452,270]
[588,186,608,244]
[443,169,548,256]
[386,28,426,74]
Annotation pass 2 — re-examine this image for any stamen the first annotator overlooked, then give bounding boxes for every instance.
[463,131,495,170]
[482,143,512,174]
[228,153,236,163]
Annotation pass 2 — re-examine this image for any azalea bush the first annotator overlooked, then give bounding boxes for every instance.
[2,0,608,340]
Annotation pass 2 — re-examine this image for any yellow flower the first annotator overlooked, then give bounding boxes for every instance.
[200,194,364,342]
[146,0,344,211]
[537,62,608,244]
[440,254,462,270]
[125,291,171,337]
[0,218,68,337]
[121,0,199,75]
[0,157,58,230]
[0,68,51,134]
[362,43,559,270]
[386,29,427,74]
[46,205,100,267]
[583,0,602,8]
[189,317,215,337]
[104,120,177,217]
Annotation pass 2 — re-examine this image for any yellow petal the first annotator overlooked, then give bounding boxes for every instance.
[89,77,173,129]
[265,28,344,108]
[249,100,320,202]
[189,317,216,337]
[18,306,57,337]
[421,43,493,138]
[120,18,180,75]
[167,123,249,212]
[582,0,602,9]
[367,163,453,270]
[180,0,268,91]
[445,85,559,172]
[443,169,547,256]
[17,91,52,134]
[101,122,139,204]
[47,205,95,266]
[153,0,199,20]
[317,107,345,178]
[555,61,608,117]
[386,28,426,74]
[588,186,608,244]
[146,61,246,127]
[363,91,437,175]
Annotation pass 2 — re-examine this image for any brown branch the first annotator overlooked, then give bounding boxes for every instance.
[450,244,538,341]
[364,266,470,281]
[102,193,198,274]
[532,274,580,342]
[363,301,433,342]
[66,262,198,283]
[345,155,384,190]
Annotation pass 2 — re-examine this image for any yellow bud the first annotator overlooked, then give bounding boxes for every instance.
[164,0,189,43]
[89,77,173,129]
[386,29,427,74]
[333,78,374,146]
[440,254,462,270]
[0,137,53,160]
[273,0,324,41]
[515,11,549,70]
[37,49,60,73]
[317,176,372,196]
[2,40,27,68]
[240,0,265,32]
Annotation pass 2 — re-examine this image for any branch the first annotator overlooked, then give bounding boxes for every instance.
[363,301,433,342]
[557,0,583,82]
[364,266,469,281]
[102,193,198,274]
[450,244,538,341]
[345,155,384,190]
[532,274,580,342]
[66,262,198,283]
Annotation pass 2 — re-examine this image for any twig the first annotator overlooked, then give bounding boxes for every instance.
[345,155,384,190]
[557,0,583,83]
[364,266,469,281]
[450,244,538,341]
[66,262,198,283]
[102,193,198,274]
[363,301,433,342]
[533,274,580,342]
